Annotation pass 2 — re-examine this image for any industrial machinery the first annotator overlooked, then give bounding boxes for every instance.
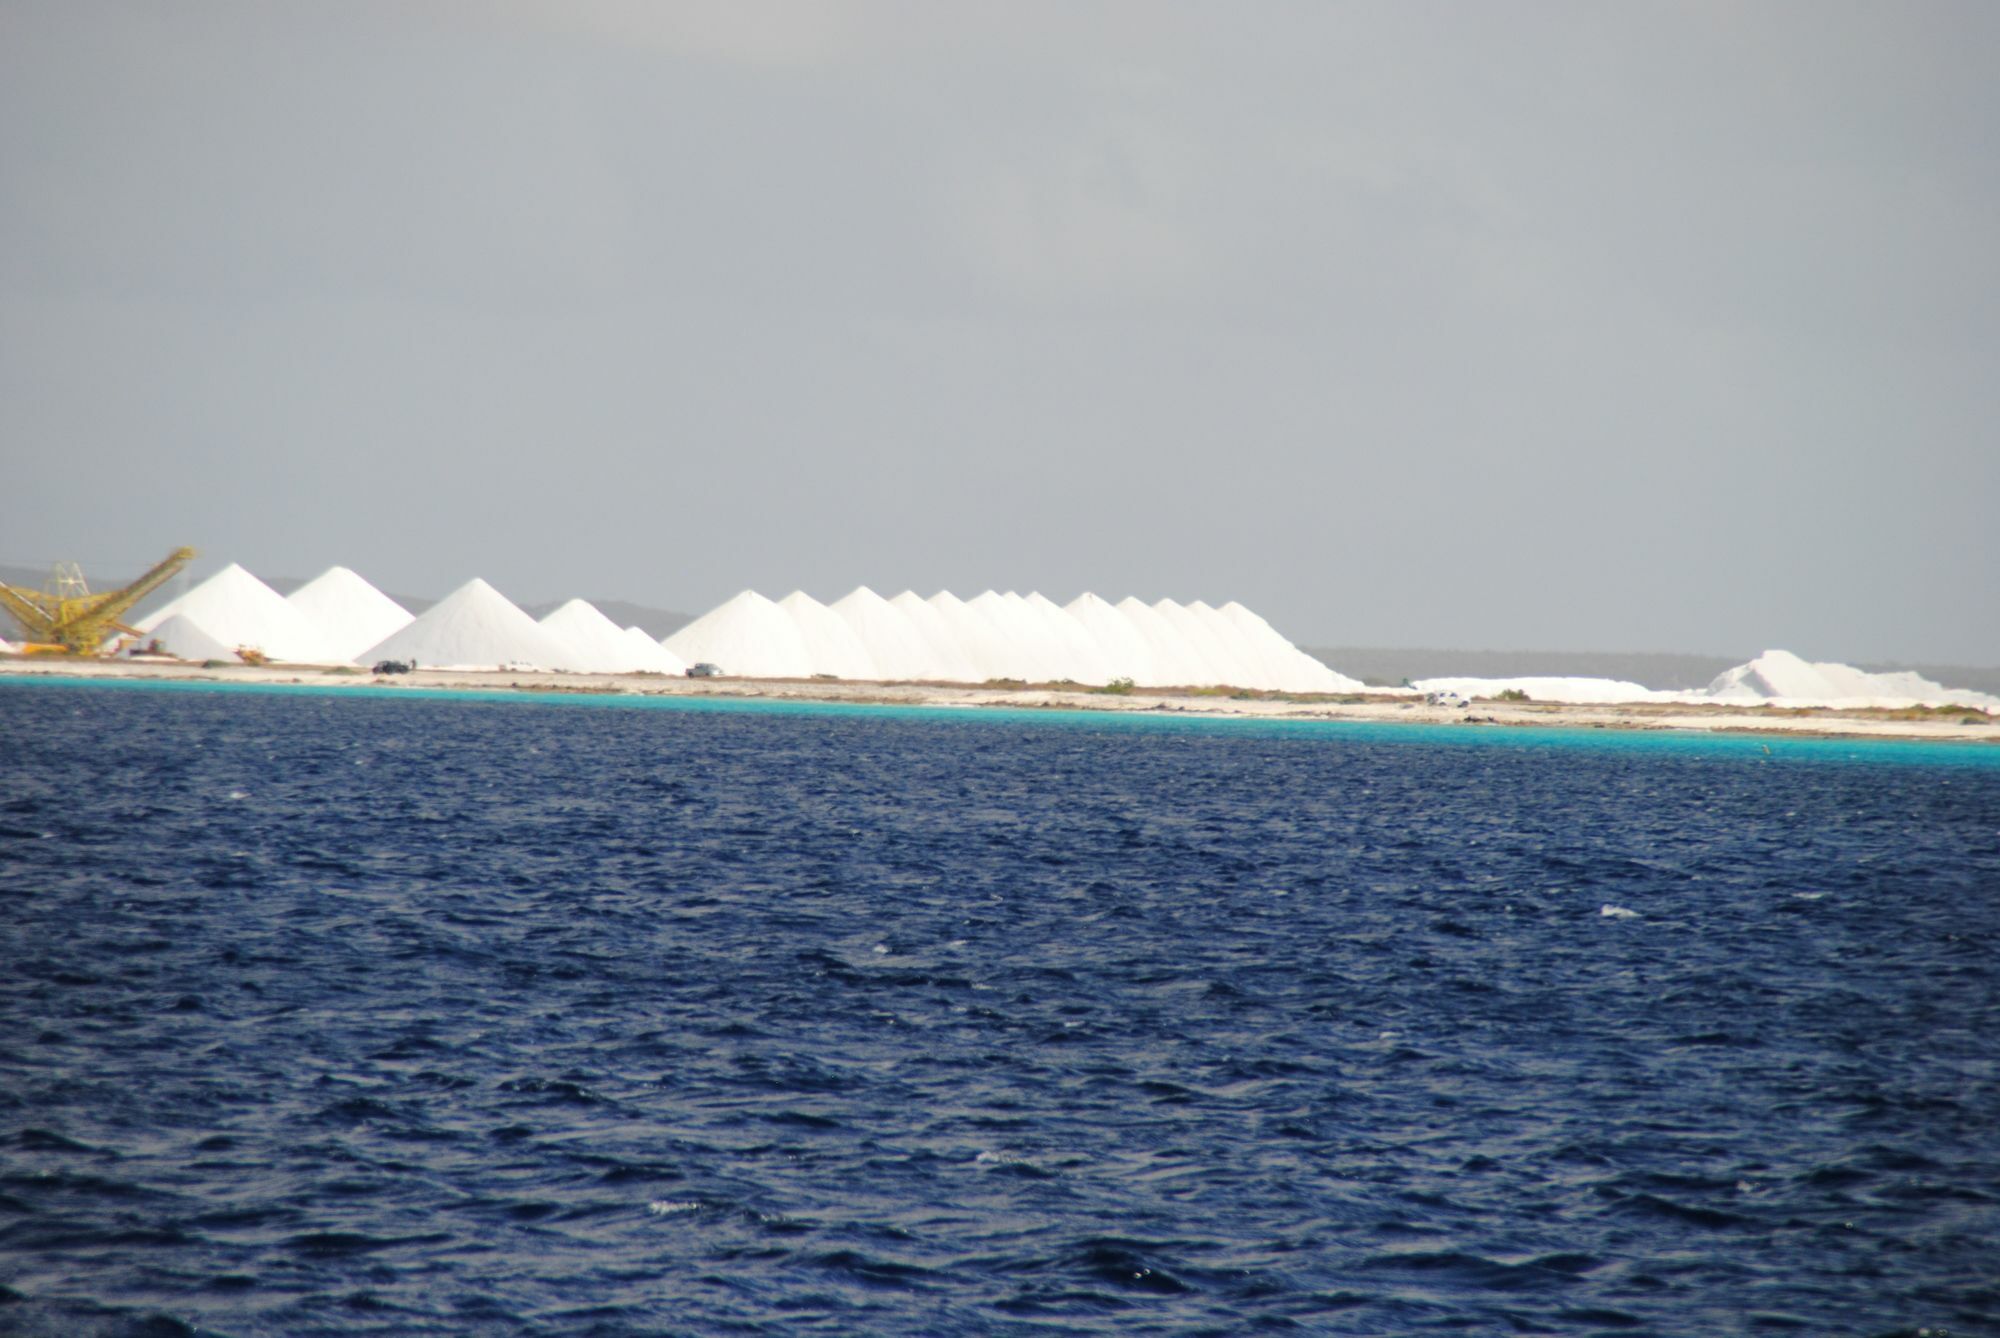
[0,547,197,655]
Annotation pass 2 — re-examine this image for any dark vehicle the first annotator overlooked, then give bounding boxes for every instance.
[685,662,722,678]
[372,659,416,675]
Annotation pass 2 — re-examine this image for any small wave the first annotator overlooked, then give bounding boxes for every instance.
[646,1199,703,1215]
[1600,904,1641,919]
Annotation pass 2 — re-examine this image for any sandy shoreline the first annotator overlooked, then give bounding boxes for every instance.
[5,656,1996,745]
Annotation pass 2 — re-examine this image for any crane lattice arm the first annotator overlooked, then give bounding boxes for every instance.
[0,546,197,655]
[87,546,198,631]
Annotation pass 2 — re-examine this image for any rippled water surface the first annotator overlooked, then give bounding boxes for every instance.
[2,681,1997,1336]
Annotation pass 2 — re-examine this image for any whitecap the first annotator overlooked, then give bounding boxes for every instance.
[1600,904,1640,919]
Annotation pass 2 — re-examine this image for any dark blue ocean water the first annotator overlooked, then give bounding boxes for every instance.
[2,680,1997,1337]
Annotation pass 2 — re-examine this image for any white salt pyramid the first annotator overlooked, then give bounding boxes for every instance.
[890,591,981,682]
[664,590,814,678]
[1212,600,1364,693]
[967,591,1061,681]
[833,587,938,681]
[1113,597,1203,686]
[145,614,242,663]
[1066,593,1166,685]
[1137,599,1233,686]
[136,563,333,663]
[539,599,680,674]
[778,591,880,679]
[360,578,573,671]
[625,626,687,675]
[930,591,1017,681]
[1023,592,1116,684]
[286,567,413,663]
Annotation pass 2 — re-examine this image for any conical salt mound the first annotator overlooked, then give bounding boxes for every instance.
[135,562,333,663]
[1111,597,1199,686]
[1161,599,1263,688]
[286,567,413,663]
[1705,650,1997,710]
[778,591,880,679]
[1022,592,1115,684]
[360,578,574,670]
[625,626,687,675]
[664,590,814,678]
[930,591,1017,681]
[833,587,938,681]
[890,591,981,682]
[145,614,241,663]
[968,591,1065,681]
[1213,601,1359,692]
[1065,593,1165,685]
[538,599,675,674]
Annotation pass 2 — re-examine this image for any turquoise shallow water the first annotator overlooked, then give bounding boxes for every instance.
[5,672,1997,770]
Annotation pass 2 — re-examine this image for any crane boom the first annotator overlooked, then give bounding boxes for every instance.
[0,547,198,655]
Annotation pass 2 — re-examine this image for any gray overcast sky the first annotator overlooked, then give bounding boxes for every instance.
[4,1,1996,663]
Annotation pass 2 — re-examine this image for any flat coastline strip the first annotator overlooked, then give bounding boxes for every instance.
[2,659,1994,746]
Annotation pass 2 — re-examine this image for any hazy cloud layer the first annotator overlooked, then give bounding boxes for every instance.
[4,1,1995,661]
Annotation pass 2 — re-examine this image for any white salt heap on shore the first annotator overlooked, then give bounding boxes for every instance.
[101,561,1995,710]
[835,587,938,681]
[1704,650,1997,710]
[361,579,573,671]
[137,563,333,663]
[663,591,815,678]
[1410,675,1670,705]
[286,567,413,663]
[145,614,241,663]
[625,626,687,676]
[1067,593,1165,685]
[654,586,1365,690]
[779,592,879,680]
[540,599,683,674]
[1412,649,1996,710]
[891,591,981,682]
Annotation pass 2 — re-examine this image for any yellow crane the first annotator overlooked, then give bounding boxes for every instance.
[0,547,197,656]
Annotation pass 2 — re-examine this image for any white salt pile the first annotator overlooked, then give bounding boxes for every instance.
[539,599,682,674]
[967,591,1063,682]
[778,591,880,680]
[1409,675,1670,705]
[137,563,333,663]
[1024,592,1115,685]
[1406,649,1998,710]
[834,587,938,681]
[663,591,815,678]
[1066,593,1166,685]
[625,626,688,675]
[286,567,413,663]
[361,579,574,671]
[890,591,982,683]
[1114,597,1205,685]
[1705,650,1997,710]
[929,591,1016,682]
[1215,601,1366,693]
[145,614,241,663]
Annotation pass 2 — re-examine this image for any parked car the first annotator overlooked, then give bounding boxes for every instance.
[372,659,415,675]
[686,662,722,678]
